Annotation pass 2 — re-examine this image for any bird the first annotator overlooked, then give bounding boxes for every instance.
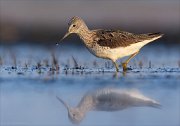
[60,16,163,72]
[56,87,161,124]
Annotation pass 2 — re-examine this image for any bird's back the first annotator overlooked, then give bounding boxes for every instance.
[90,88,160,111]
[93,29,163,48]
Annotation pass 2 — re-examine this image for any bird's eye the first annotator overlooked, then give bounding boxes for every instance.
[73,114,75,117]
[72,24,76,27]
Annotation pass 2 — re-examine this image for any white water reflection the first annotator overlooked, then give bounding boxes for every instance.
[56,87,160,124]
[0,78,180,126]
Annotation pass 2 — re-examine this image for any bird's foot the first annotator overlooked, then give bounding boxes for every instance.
[116,68,119,72]
[122,63,128,71]
[122,63,133,71]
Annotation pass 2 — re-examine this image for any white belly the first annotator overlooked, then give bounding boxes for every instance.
[88,37,159,61]
[109,42,146,59]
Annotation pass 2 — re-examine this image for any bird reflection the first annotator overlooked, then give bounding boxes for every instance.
[56,88,161,124]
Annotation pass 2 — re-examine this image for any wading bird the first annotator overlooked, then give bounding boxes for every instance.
[60,17,163,72]
[56,88,160,124]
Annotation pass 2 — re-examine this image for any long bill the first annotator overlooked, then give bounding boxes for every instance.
[60,32,71,41]
[56,32,70,45]
[56,96,70,111]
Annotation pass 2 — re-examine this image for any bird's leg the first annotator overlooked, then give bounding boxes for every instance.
[122,51,139,71]
[112,60,119,72]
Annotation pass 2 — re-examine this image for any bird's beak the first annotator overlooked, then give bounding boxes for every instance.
[56,96,70,111]
[60,32,70,41]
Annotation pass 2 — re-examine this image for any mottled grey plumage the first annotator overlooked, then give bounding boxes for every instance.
[60,16,163,72]
[96,30,162,48]
[56,88,161,124]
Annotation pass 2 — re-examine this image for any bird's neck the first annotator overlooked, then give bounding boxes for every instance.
[77,95,95,113]
[77,27,94,47]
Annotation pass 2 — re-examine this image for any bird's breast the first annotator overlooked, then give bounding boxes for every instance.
[86,43,112,59]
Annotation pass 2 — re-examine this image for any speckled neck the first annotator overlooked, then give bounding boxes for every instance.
[77,95,95,113]
[77,26,94,48]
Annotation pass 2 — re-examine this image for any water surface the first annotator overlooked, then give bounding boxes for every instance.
[0,44,180,126]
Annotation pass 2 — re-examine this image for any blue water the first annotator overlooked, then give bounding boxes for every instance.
[0,44,180,126]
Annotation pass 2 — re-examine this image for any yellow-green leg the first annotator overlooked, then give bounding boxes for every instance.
[122,51,139,71]
[112,60,119,72]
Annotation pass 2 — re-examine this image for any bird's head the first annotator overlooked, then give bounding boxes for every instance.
[56,96,85,124]
[68,108,85,124]
[61,16,88,41]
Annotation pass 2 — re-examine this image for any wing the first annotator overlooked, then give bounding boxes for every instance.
[93,88,161,111]
[95,30,162,48]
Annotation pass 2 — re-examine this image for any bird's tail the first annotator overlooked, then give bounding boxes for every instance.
[148,101,162,109]
[147,32,164,39]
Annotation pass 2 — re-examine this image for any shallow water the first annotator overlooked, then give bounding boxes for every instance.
[0,44,180,126]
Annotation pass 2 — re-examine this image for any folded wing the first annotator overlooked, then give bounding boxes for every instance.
[95,30,163,48]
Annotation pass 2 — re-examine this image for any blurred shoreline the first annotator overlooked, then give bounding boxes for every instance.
[0,21,179,45]
[0,0,180,45]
